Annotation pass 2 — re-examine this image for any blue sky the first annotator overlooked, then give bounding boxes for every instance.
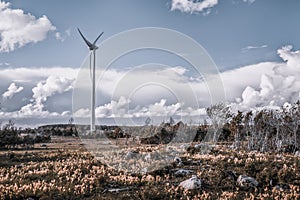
[1,0,300,126]
[1,0,300,69]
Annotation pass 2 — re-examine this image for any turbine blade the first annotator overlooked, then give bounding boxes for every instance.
[93,32,104,46]
[77,28,93,48]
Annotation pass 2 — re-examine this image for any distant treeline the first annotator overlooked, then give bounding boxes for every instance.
[139,101,300,154]
[1,100,300,153]
[0,121,50,149]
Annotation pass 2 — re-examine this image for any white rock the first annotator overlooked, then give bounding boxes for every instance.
[141,167,148,174]
[194,143,202,149]
[237,175,258,188]
[173,156,183,166]
[174,169,193,177]
[144,153,151,162]
[179,175,202,190]
[180,143,189,150]
[108,187,130,192]
[174,156,181,163]
[125,151,138,159]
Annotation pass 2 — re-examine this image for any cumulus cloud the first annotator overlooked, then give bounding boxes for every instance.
[2,82,23,99]
[78,48,300,118]
[73,108,90,118]
[235,45,300,111]
[95,65,199,108]
[0,76,74,125]
[18,102,51,117]
[2,45,300,125]
[277,45,300,69]
[0,1,56,52]
[74,96,209,126]
[170,0,256,14]
[0,67,77,126]
[32,75,74,104]
[96,96,131,118]
[147,99,181,117]
[74,97,129,119]
[170,0,218,14]
[219,62,275,102]
[75,97,184,119]
[12,75,74,118]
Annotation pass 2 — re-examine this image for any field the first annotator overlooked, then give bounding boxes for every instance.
[1,136,300,200]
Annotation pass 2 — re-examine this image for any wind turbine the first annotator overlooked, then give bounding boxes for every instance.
[78,28,104,133]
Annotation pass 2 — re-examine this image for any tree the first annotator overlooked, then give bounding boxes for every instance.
[206,103,232,142]
[244,111,254,150]
[281,101,300,152]
[229,110,244,149]
[290,101,300,152]
[0,119,20,149]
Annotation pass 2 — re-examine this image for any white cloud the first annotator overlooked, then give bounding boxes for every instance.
[74,96,130,118]
[13,75,74,117]
[65,29,71,36]
[0,67,77,125]
[2,82,23,99]
[277,45,300,69]
[92,65,196,106]
[240,86,260,107]
[19,102,50,117]
[55,32,62,41]
[0,67,78,82]
[242,44,268,52]
[242,0,255,4]
[55,29,71,42]
[0,62,9,66]
[73,108,90,118]
[86,47,300,118]
[146,99,181,117]
[171,0,218,14]
[170,0,255,14]
[32,75,74,104]
[2,45,300,125]
[219,62,275,101]
[74,97,207,126]
[5,76,74,121]
[76,97,185,119]
[0,1,56,52]
[235,45,300,111]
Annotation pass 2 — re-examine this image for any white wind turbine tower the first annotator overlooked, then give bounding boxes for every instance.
[78,28,104,133]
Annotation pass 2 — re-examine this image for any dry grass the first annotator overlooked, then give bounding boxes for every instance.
[0,139,300,199]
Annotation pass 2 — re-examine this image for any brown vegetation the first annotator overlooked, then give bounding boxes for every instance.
[0,144,299,199]
[1,101,300,199]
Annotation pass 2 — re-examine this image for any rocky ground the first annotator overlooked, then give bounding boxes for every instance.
[0,138,300,199]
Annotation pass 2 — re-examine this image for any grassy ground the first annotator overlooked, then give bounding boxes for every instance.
[0,137,300,199]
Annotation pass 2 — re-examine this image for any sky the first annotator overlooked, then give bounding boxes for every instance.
[0,0,300,127]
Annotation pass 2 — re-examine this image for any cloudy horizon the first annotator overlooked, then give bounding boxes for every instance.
[1,0,300,127]
[1,44,300,127]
